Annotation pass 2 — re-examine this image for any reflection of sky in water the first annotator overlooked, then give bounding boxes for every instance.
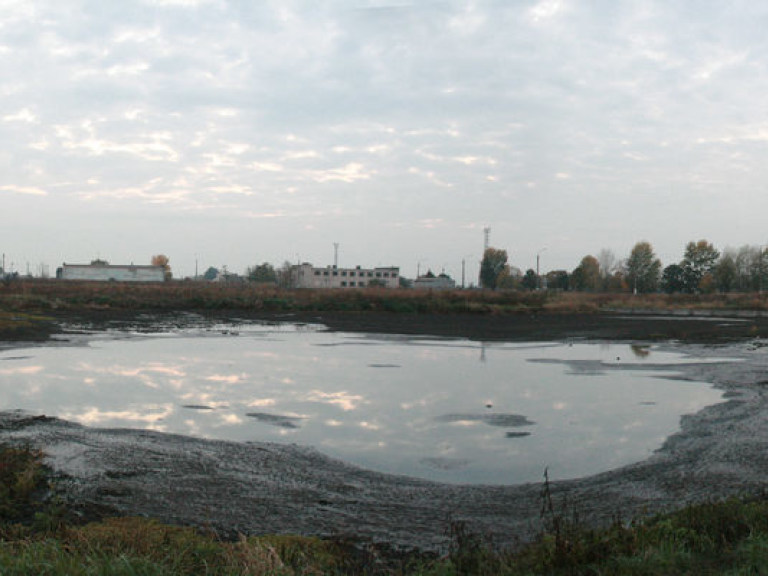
[0,325,725,485]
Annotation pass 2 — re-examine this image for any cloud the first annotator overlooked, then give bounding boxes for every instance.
[310,163,374,183]
[408,167,453,188]
[528,0,567,23]
[0,185,47,196]
[3,1,768,276]
[3,108,37,123]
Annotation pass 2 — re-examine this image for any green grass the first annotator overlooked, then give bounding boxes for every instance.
[408,495,768,576]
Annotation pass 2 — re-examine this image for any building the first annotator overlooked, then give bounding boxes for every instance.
[413,271,456,290]
[290,263,400,289]
[59,261,166,283]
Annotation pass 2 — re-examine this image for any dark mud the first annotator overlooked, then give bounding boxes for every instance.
[43,307,768,344]
[2,311,768,552]
[269,309,768,343]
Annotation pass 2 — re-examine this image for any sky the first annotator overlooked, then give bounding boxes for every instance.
[3,0,768,281]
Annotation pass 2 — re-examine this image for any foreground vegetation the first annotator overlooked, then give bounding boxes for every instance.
[2,443,768,575]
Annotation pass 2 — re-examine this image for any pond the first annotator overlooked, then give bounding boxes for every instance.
[0,322,726,485]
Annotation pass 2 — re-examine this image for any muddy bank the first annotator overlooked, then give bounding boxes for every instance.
[2,313,768,551]
[47,308,768,343]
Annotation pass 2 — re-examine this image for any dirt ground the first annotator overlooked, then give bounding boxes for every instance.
[2,310,768,552]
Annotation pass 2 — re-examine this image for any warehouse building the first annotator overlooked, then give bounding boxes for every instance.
[59,261,166,282]
[289,263,399,289]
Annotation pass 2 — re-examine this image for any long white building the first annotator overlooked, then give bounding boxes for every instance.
[59,262,166,282]
[290,263,400,289]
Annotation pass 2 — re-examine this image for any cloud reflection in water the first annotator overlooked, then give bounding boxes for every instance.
[0,328,725,485]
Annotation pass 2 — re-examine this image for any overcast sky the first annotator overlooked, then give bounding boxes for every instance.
[3,0,768,280]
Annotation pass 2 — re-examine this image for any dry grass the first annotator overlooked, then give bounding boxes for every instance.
[2,279,768,319]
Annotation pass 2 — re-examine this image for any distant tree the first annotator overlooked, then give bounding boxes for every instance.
[399,276,413,288]
[625,241,661,294]
[545,270,569,291]
[246,262,277,284]
[202,266,219,281]
[714,253,737,293]
[681,240,719,293]
[496,266,521,290]
[521,268,538,291]
[571,255,601,292]
[661,264,686,294]
[479,248,509,290]
[604,270,628,293]
[733,245,768,292]
[699,273,717,294]
[597,248,618,279]
[151,254,172,281]
[276,261,295,289]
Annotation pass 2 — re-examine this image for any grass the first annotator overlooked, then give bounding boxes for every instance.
[3,443,768,574]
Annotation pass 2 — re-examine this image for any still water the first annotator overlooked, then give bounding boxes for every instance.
[0,323,725,485]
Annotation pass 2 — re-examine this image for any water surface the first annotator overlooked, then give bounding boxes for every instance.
[0,323,725,485]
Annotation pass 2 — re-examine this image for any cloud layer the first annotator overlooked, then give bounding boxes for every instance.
[2,0,768,278]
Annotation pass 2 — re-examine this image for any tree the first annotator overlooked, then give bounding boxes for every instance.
[681,240,719,293]
[496,266,521,290]
[202,266,219,281]
[246,262,277,284]
[733,245,768,292]
[625,241,661,294]
[714,253,737,293]
[545,270,569,291]
[604,270,628,293]
[570,255,600,292]
[597,249,618,279]
[151,254,172,281]
[521,268,538,291]
[276,261,295,289]
[661,264,686,294]
[479,248,509,290]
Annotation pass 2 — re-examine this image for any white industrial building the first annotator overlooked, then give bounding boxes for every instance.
[59,262,166,282]
[290,263,400,289]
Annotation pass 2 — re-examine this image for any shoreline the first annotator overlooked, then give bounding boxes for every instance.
[1,311,767,551]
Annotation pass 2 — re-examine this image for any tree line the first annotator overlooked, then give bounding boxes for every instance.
[480,241,768,294]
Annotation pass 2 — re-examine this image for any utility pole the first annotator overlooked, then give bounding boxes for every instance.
[480,227,491,288]
[536,248,547,290]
